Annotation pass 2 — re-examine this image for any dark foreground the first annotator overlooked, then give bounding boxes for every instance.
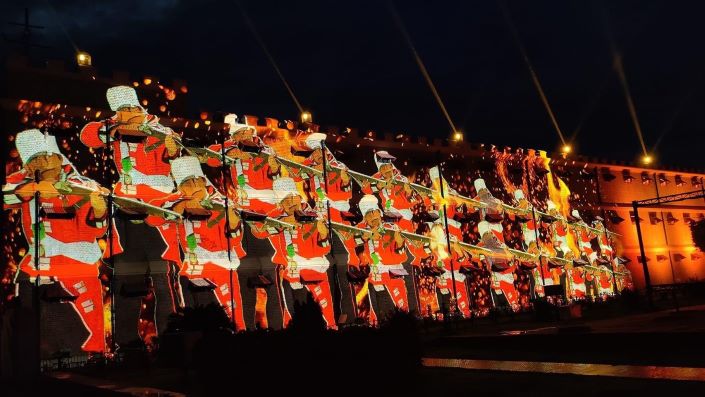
[4,302,705,396]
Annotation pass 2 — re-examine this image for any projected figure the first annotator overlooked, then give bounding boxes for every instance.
[356,194,409,323]
[149,157,247,330]
[567,209,594,300]
[513,189,545,298]
[4,129,108,353]
[362,151,421,232]
[615,263,634,292]
[427,223,473,318]
[593,219,616,297]
[80,85,179,198]
[288,132,352,223]
[473,178,505,224]
[477,220,520,312]
[206,114,281,214]
[80,85,181,346]
[251,177,336,329]
[543,200,568,290]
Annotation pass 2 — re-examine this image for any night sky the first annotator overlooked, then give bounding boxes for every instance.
[2,0,705,168]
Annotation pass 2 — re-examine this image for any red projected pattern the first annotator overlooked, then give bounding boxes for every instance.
[1,86,631,359]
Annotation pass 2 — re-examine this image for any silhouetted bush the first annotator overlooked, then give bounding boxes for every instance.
[690,219,705,252]
[158,302,422,395]
[533,299,559,321]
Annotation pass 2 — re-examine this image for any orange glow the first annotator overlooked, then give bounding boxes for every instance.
[143,77,152,86]
[76,51,92,67]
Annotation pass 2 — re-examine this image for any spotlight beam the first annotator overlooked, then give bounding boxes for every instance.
[613,54,648,156]
[388,1,459,137]
[236,1,304,114]
[599,6,649,158]
[498,0,566,146]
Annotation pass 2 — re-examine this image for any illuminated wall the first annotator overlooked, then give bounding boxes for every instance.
[2,57,704,362]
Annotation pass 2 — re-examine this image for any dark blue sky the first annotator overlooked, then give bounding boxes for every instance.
[3,0,705,168]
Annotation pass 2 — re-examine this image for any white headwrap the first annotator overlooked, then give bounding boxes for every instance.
[16,129,62,164]
[106,86,141,111]
[304,133,327,150]
[358,194,380,216]
[273,177,304,202]
[171,156,206,186]
[473,178,488,193]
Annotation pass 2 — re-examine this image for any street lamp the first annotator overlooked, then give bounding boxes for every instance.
[561,144,572,154]
[300,111,312,123]
[642,154,653,166]
[76,51,92,67]
[452,131,463,142]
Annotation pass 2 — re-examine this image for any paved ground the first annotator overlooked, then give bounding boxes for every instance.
[10,304,705,395]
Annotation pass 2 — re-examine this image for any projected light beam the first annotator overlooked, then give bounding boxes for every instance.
[388,2,459,137]
[613,54,648,156]
[236,1,304,114]
[498,0,567,146]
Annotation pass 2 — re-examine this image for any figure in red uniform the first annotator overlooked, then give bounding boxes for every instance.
[567,209,593,299]
[149,157,247,330]
[427,223,473,318]
[513,189,545,298]
[288,132,352,223]
[354,195,409,324]
[361,151,421,232]
[80,86,181,346]
[541,200,567,290]
[80,86,179,199]
[205,114,281,214]
[593,219,616,297]
[250,177,336,329]
[478,220,520,312]
[473,178,505,224]
[4,129,108,354]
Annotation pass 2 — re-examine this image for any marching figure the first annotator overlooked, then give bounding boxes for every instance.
[513,189,545,298]
[80,85,181,346]
[473,178,505,223]
[355,194,410,324]
[477,221,520,312]
[361,151,422,232]
[251,177,336,329]
[206,114,281,214]
[542,200,568,290]
[4,129,108,354]
[150,157,247,330]
[567,209,593,299]
[428,223,473,318]
[289,132,352,223]
[80,85,180,199]
[593,219,616,297]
